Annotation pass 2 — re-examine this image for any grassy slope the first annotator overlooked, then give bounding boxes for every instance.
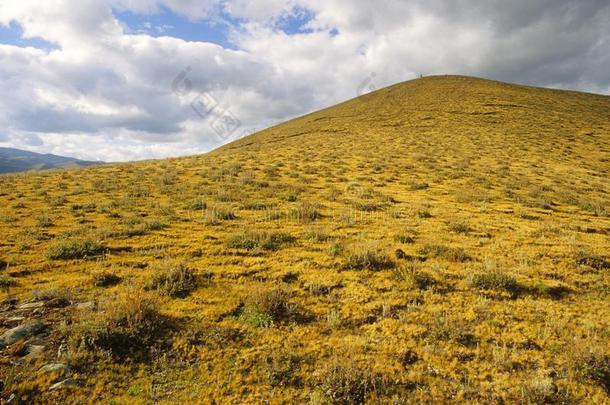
[0,76,609,403]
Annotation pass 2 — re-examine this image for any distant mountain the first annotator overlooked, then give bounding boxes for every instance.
[0,147,103,174]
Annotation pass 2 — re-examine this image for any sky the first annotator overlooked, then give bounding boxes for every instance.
[0,0,609,162]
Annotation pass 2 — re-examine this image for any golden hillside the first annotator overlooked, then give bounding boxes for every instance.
[1,75,609,404]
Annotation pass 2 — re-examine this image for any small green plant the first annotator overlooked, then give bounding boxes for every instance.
[46,239,105,260]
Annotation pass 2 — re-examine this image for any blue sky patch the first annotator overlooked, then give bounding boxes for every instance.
[276,6,315,34]
[0,21,58,51]
[113,6,239,50]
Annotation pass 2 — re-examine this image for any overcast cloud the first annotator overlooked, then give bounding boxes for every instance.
[0,0,609,161]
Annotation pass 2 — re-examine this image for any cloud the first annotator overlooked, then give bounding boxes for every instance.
[0,0,609,161]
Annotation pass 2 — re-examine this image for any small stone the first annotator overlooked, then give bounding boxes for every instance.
[49,378,81,390]
[75,301,95,310]
[25,344,46,359]
[44,298,71,308]
[0,321,45,346]
[39,363,72,375]
[17,302,44,310]
[4,316,26,327]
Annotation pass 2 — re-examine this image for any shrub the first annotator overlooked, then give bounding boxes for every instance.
[239,287,293,328]
[344,245,394,271]
[46,239,105,260]
[470,272,522,297]
[69,288,162,357]
[226,231,296,251]
[418,244,471,262]
[146,261,197,298]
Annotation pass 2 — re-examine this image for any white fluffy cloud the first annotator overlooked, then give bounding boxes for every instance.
[0,0,609,161]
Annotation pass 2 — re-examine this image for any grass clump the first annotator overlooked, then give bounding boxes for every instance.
[470,272,522,297]
[69,288,163,357]
[344,245,394,271]
[239,286,293,328]
[315,358,382,404]
[226,231,296,251]
[576,251,609,270]
[579,355,610,394]
[146,261,197,298]
[447,219,471,234]
[31,288,72,306]
[393,265,436,290]
[394,233,415,244]
[292,202,321,223]
[418,244,471,262]
[0,275,17,291]
[46,239,105,260]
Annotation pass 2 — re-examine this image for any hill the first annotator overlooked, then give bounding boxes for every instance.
[0,76,609,403]
[0,147,102,174]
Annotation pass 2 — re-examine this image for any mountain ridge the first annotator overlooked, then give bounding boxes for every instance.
[0,147,102,174]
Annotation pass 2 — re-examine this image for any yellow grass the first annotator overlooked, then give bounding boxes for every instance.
[1,75,609,403]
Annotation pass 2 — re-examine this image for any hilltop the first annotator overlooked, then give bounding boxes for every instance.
[0,147,102,174]
[0,76,609,403]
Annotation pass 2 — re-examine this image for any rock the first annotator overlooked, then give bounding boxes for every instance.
[49,378,81,390]
[25,344,46,360]
[0,321,44,346]
[18,302,44,310]
[75,301,95,310]
[4,316,26,327]
[39,363,72,375]
[44,298,71,308]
